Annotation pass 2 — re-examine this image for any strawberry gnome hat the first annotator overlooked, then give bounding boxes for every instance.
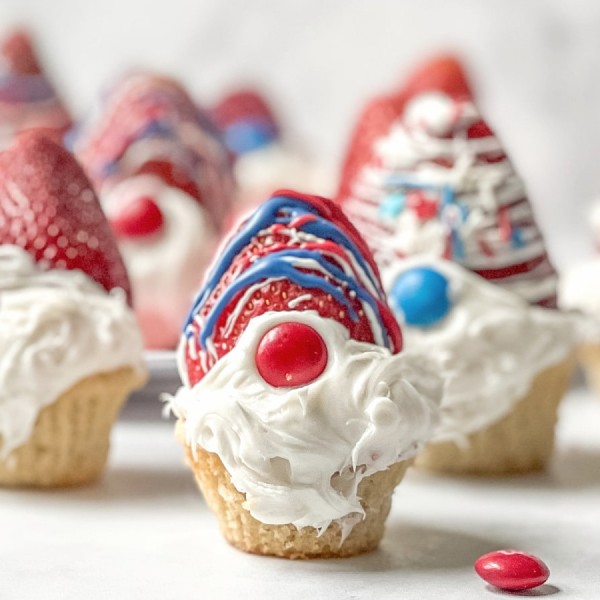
[337,55,558,308]
[181,189,402,386]
[0,29,71,137]
[69,72,234,229]
[212,89,280,158]
[0,129,130,300]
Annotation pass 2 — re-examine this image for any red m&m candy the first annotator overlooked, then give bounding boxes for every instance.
[475,550,550,592]
[110,195,164,239]
[256,322,328,388]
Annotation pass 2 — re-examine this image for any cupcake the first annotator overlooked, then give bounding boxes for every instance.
[384,257,575,475]
[69,72,234,349]
[337,55,558,308]
[0,131,146,487]
[212,88,333,210]
[0,29,71,146]
[167,190,441,558]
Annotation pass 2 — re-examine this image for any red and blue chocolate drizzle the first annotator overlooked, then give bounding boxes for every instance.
[184,190,402,361]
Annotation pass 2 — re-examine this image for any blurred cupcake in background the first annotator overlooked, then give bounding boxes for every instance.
[336,53,578,473]
[0,130,145,487]
[69,72,234,349]
[212,88,333,219]
[0,29,71,146]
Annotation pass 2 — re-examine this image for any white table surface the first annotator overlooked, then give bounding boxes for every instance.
[3,380,600,600]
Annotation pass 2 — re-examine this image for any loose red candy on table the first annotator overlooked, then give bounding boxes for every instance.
[255,322,328,388]
[475,550,550,592]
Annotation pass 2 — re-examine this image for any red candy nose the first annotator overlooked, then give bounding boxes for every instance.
[110,196,165,239]
[256,322,328,388]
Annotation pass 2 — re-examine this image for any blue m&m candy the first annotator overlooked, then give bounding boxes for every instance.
[224,118,278,155]
[390,266,452,327]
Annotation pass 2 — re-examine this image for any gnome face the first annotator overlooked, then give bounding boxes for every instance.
[69,73,237,347]
[177,309,437,531]
[103,173,218,348]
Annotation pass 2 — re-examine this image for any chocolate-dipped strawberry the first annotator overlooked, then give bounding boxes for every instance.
[337,55,558,308]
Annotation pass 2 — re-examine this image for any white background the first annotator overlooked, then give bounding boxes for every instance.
[2,7,600,595]
[1,0,599,267]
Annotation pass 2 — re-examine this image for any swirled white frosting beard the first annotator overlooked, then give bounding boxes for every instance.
[169,311,441,533]
[104,174,218,348]
[0,245,145,459]
[383,258,575,442]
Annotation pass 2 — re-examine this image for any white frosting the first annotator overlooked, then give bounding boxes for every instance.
[558,259,600,342]
[103,174,218,348]
[169,310,441,534]
[344,91,555,305]
[383,257,575,441]
[0,245,145,459]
